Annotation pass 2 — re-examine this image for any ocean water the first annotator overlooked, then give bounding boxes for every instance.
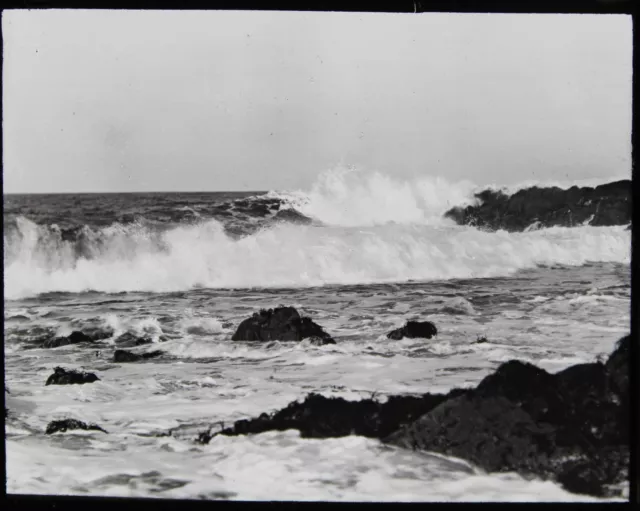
[4,170,631,501]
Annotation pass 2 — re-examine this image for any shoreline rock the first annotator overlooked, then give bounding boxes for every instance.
[113,349,163,363]
[387,320,437,340]
[45,418,107,435]
[45,367,100,385]
[199,335,629,497]
[42,329,112,349]
[444,180,630,231]
[232,306,335,344]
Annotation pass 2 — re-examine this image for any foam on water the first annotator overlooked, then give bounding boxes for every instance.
[4,216,630,299]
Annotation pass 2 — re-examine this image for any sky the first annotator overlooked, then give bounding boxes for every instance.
[2,10,632,193]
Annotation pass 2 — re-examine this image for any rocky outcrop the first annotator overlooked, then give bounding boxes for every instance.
[387,320,437,340]
[201,335,629,497]
[444,180,631,231]
[45,367,100,385]
[45,419,107,434]
[385,337,629,497]
[114,332,154,347]
[231,307,335,344]
[113,349,163,363]
[42,329,112,348]
[198,390,466,444]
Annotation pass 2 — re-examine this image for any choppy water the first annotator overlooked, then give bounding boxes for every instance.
[4,170,631,501]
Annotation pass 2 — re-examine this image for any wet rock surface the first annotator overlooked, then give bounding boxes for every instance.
[113,349,163,363]
[114,332,154,347]
[444,180,631,231]
[203,335,629,497]
[45,367,100,385]
[199,390,467,444]
[45,419,107,435]
[232,306,335,344]
[42,329,112,348]
[387,320,438,340]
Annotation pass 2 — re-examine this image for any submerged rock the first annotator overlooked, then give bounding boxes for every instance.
[45,418,107,435]
[232,306,335,344]
[387,320,437,340]
[45,367,100,386]
[113,349,163,363]
[42,329,112,349]
[444,180,631,231]
[114,332,153,347]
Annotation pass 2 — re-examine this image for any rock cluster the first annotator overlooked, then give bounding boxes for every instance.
[444,180,630,231]
[200,335,629,497]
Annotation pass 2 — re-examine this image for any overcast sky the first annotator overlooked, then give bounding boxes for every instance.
[2,10,632,193]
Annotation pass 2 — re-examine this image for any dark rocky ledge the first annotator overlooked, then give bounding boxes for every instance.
[387,320,437,340]
[444,180,630,231]
[45,367,100,385]
[113,349,164,363]
[45,418,107,435]
[232,306,335,344]
[43,329,113,348]
[198,335,629,498]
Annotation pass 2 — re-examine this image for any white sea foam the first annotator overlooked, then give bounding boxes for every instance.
[270,166,479,227]
[4,215,630,299]
[3,170,631,299]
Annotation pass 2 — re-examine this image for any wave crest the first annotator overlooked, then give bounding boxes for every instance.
[269,167,479,227]
[4,214,630,300]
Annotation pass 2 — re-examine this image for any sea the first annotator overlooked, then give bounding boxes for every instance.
[4,170,631,501]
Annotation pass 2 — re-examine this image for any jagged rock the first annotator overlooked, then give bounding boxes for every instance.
[203,390,466,442]
[42,329,112,348]
[113,349,163,363]
[45,367,100,385]
[385,337,630,497]
[444,180,631,231]
[114,332,153,347]
[45,419,107,434]
[387,320,437,340]
[231,306,335,344]
[206,335,629,498]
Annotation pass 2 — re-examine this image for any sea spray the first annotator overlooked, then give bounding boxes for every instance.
[4,216,630,299]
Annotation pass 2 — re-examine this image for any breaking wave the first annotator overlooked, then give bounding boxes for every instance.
[270,167,479,227]
[4,214,630,300]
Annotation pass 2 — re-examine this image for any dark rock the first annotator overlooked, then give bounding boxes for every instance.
[113,349,163,363]
[556,446,629,498]
[205,389,466,442]
[444,180,630,231]
[387,320,437,340]
[205,334,629,498]
[385,394,558,474]
[606,334,629,401]
[385,336,630,497]
[42,329,112,349]
[43,331,93,348]
[231,306,335,344]
[475,335,489,344]
[45,367,100,385]
[114,332,153,347]
[45,418,107,435]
